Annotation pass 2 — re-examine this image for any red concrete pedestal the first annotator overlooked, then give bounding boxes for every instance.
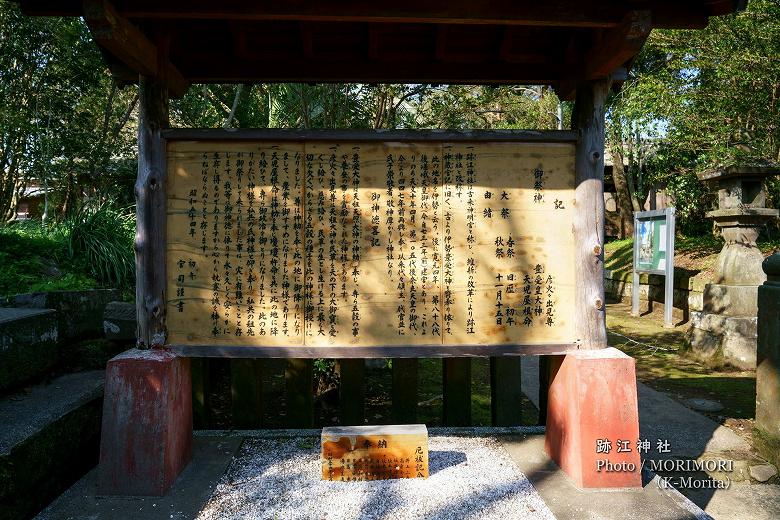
[544,347,642,488]
[98,349,192,496]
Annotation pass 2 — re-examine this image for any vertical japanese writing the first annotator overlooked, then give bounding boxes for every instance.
[246,152,256,336]
[317,154,327,337]
[443,146,454,336]
[210,152,221,336]
[533,166,545,204]
[351,147,361,338]
[222,152,233,335]
[465,148,476,335]
[385,154,395,279]
[408,154,418,334]
[304,151,315,338]
[328,148,338,337]
[258,151,268,336]
[396,153,406,335]
[430,152,441,337]
[293,152,303,337]
[281,152,291,337]
[270,150,280,337]
[234,153,244,337]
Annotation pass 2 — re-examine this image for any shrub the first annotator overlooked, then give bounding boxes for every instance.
[64,203,135,289]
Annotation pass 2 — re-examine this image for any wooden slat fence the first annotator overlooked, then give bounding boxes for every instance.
[191,356,553,429]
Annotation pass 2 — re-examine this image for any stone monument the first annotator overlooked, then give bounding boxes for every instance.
[689,166,779,368]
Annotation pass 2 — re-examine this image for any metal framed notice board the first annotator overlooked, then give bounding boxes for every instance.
[631,207,676,328]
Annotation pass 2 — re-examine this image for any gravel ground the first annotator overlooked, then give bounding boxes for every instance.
[196,436,554,520]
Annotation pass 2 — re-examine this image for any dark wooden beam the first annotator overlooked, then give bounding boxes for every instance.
[82,0,189,97]
[583,11,651,79]
[555,11,650,100]
[26,1,625,27]
[169,342,582,358]
[174,56,562,85]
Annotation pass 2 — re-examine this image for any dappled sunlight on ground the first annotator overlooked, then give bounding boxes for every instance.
[607,302,756,439]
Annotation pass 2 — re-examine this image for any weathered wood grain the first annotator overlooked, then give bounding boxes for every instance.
[165,136,578,354]
[135,75,168,348]
[572,81,609,349]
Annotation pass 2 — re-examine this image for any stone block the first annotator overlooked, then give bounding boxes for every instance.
[0,308,58,392]
[703,284,758,317]
[0,371,103,520]
[103,301,137,341]
[98,349,192,496]
[688,291,704,312]
[6,289,120,341]
[757,272,780,464]
[544,347,641,488]
[689,311,757,368]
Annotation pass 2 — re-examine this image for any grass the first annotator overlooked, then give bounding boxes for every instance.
[0,222,100,297]
[605,234,780,277]
[0,204,135,298]
[606,303,756,432]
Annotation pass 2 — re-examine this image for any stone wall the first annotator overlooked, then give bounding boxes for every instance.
[604,269,707,318]
[2,289,120,342]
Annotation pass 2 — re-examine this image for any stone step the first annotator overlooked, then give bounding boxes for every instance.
[0,308,58,392]
[5,289,119,342]
[0,370,104,520]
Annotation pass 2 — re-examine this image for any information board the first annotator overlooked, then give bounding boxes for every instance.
[632,207,676,328]
[636,218,668,272]
[165,137,577,351]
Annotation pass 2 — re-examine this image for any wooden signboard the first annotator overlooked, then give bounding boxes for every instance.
[165,131,577,356]
[321,424,429,481]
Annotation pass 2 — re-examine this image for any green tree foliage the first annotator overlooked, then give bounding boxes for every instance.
[0,2,138,222]
[607,0,780,232]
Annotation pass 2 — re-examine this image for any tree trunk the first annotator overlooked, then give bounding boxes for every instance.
[610,142,636,238]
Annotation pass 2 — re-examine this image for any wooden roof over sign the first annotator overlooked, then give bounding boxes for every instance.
[18,0,745,99]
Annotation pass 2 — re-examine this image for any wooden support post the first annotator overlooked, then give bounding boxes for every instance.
[231,359,263,428]
[572,80,610,349]
[191,358,211,428]
[135,75,169,348]
[392,359,418,423]
[443,358,471,426]
[339,359,365,426]
[285,358,314,428]
[490,357,523,426]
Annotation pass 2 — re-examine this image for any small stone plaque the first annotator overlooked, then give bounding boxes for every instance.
[321,424,429,481]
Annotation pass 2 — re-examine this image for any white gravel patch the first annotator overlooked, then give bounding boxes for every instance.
[196,436,555,520]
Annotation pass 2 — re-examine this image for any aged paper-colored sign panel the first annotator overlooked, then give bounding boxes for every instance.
[166,138,575,349]
[321,424,429,481]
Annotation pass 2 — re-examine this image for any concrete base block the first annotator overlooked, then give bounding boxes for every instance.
[98,349,192,496]
[544,347,641,488]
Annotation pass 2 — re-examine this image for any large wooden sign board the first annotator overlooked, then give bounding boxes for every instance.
[165,131,577,356]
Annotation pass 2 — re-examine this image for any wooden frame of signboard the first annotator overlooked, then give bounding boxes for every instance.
[136,79,608,361]
[155,126,606,359]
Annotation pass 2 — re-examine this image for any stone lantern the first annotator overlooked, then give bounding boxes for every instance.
[689,166,780,368]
